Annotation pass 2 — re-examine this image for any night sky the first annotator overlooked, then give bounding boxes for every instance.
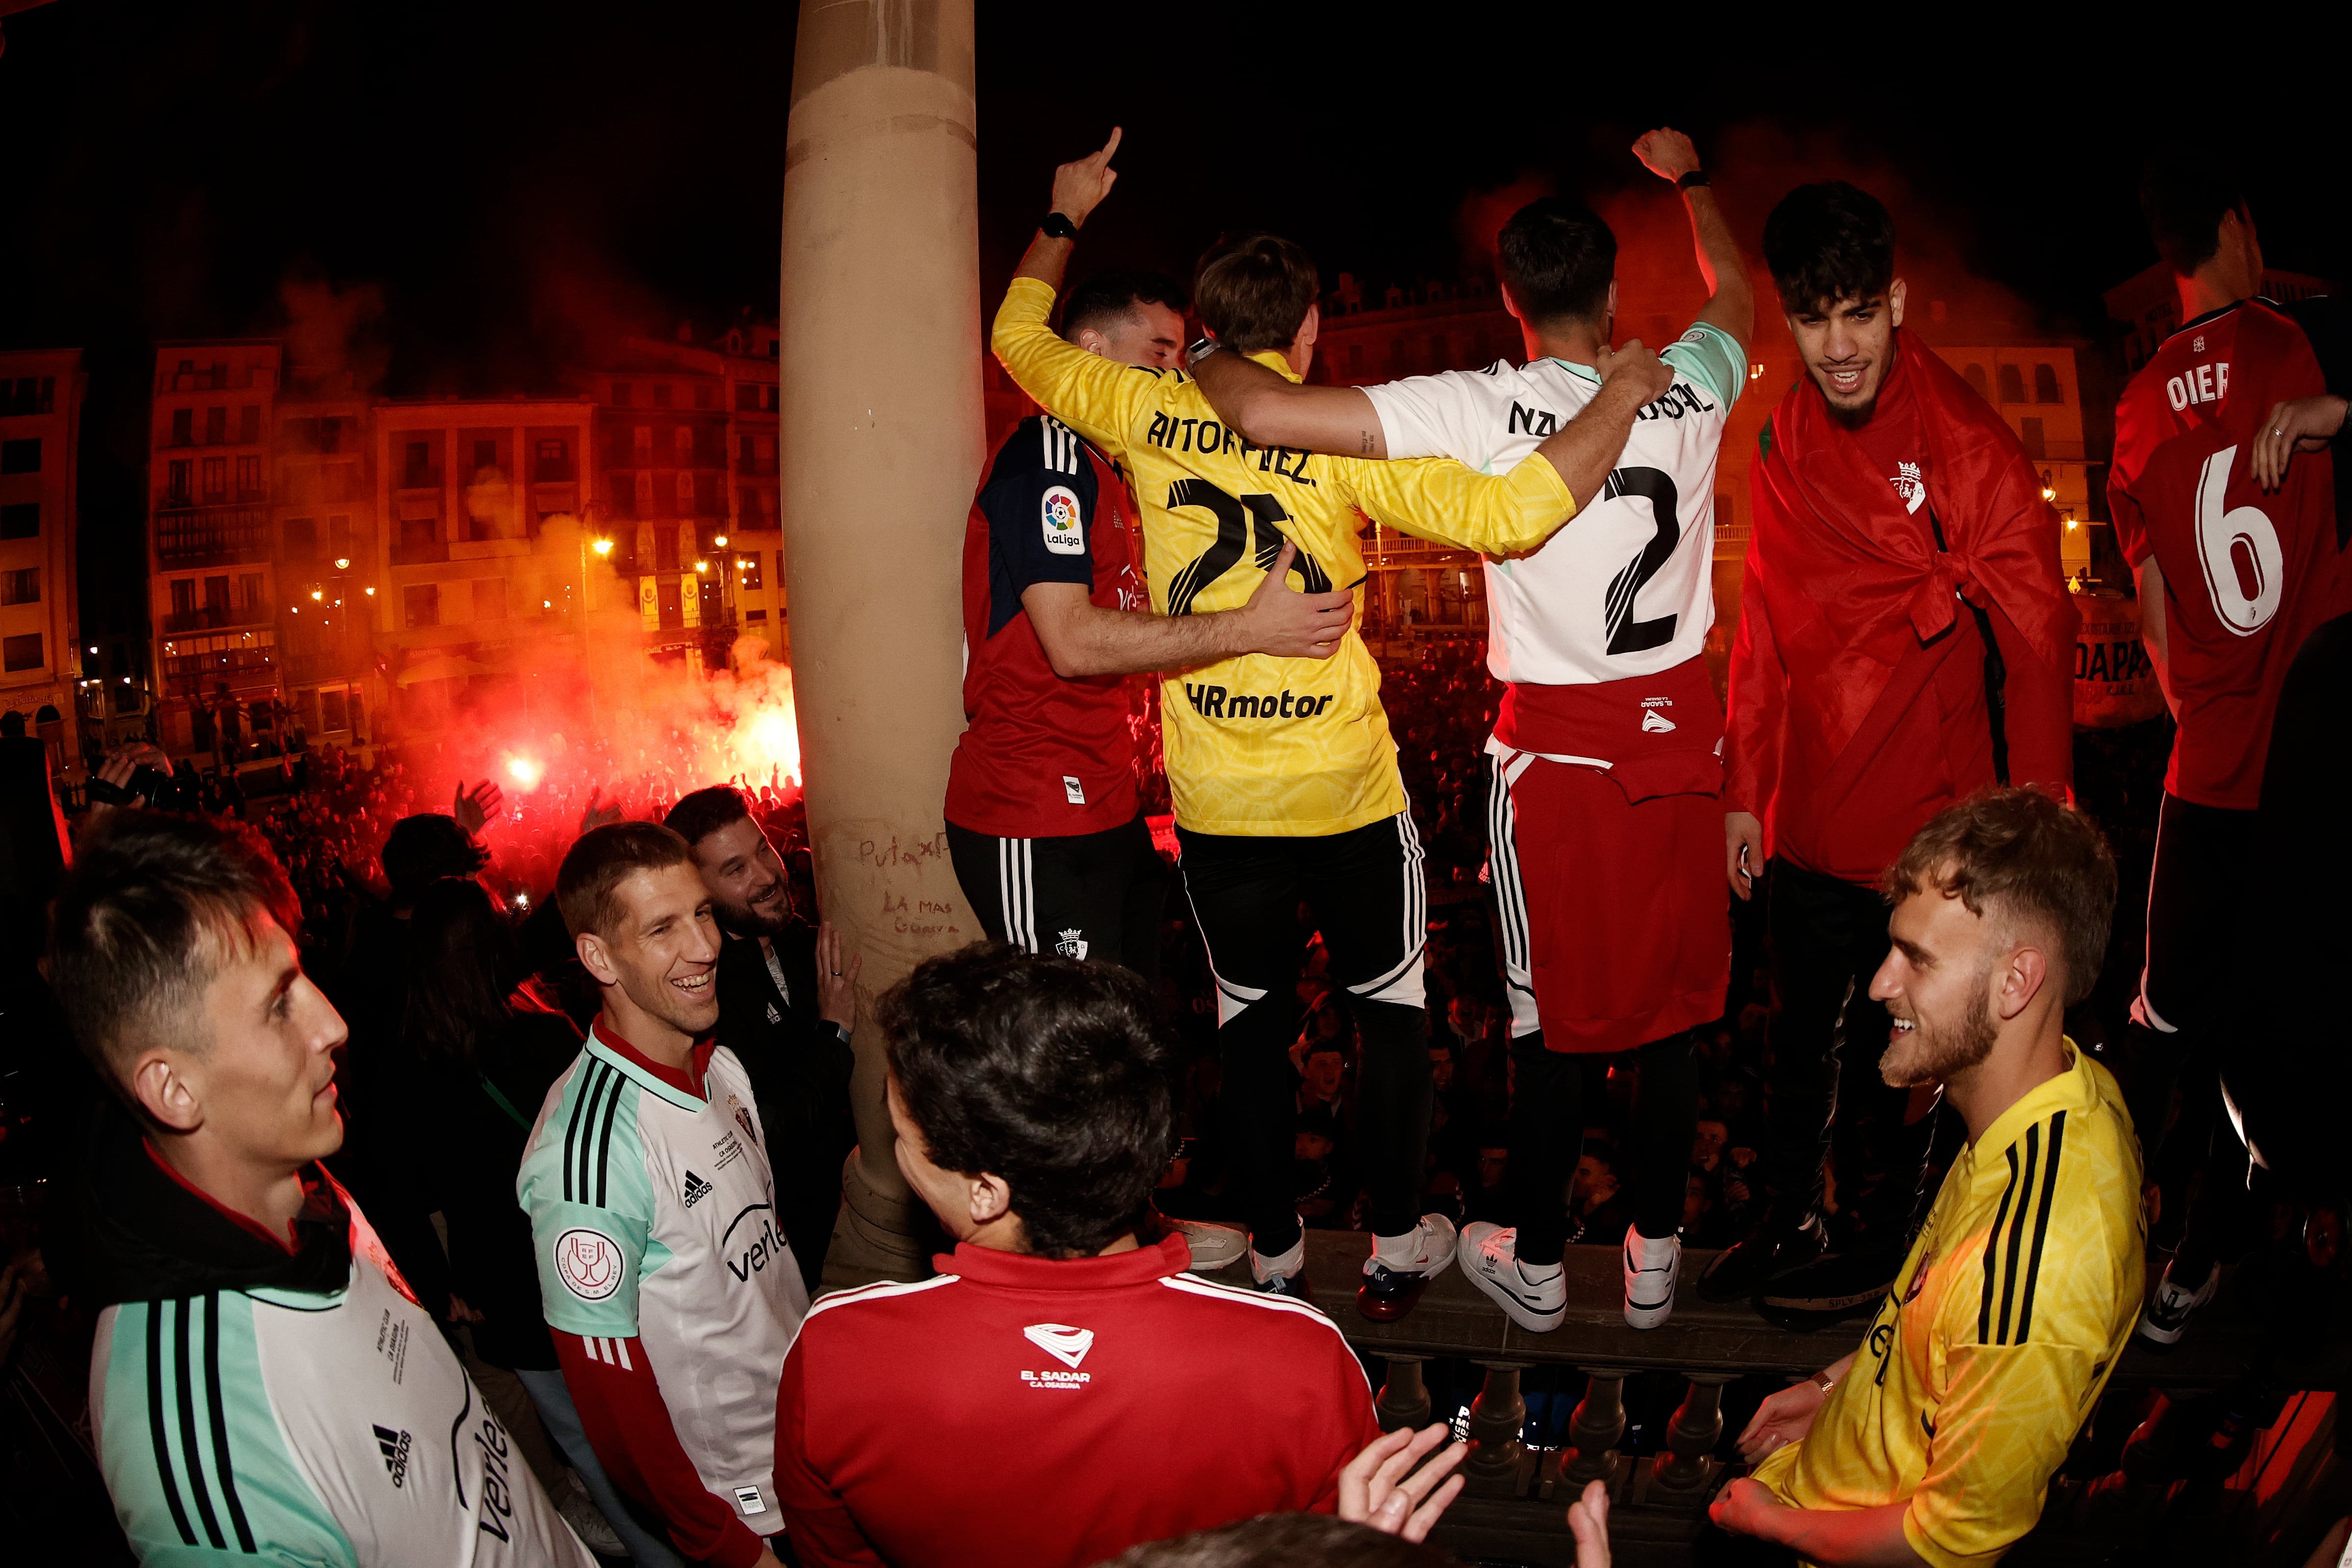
[4,2,2346,629]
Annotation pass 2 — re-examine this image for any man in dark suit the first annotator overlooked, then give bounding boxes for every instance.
[665,786,859,1292]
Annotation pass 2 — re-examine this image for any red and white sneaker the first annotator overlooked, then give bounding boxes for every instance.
[1358,1215,1458,1322]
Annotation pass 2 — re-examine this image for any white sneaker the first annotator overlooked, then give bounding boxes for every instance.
[1457,1221,1566,1332]
[2136,1259,2218,1347]
[1623,1225,1681,1330]
[1250,1237,1312,1302]
[1359,1214,1459,1322]
[1166,1216,1248,1272]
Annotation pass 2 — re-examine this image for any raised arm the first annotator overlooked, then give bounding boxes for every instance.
[1191,351,1389,457]
[992,129,1149,459]
[1634,128,1754,351]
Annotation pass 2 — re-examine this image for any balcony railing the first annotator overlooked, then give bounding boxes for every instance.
[162,604,275,634]
[397,467,443,491]
[1224,1231,2292,1564]
[156,505,271,567]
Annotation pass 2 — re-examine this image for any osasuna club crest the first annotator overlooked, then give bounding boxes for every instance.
[1054,928,1089,961]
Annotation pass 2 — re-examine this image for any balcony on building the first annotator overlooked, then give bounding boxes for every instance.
[156,505,271,568]
[161,602,276,635]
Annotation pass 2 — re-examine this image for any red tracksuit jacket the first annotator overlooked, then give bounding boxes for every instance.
[773,1233,1382,1567]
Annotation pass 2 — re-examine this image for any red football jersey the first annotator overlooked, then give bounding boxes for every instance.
[2110,300,2351,809]
[945,415,1146,838]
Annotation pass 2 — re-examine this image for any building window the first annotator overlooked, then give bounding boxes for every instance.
[237,573,263,609]
[1,634,41,673]
[694,383,715,410]
[737,382,760,412]
[635,471,656,515]
[284,517,317,560]
[655,527,680,572]
[535,438,571,481]
[171,578,196,615]
[612,381,632,407]
[1964,364,1989,399]
[239,406,261,444]
[673,426,694,465]
[1,568,38,605]
[166,459,192,505]
[0,503,36,539]
[473,439,499,477]
[652,384,673,409]
[171,408,193,446]
[1996,364,2026,404]
[318,417,345,455]
[633,425,653,464]
[0,439,39,474]
[236,454,263,498]
[2019,417,2046,459]
[402,584,439,629]
[404,442,434,487]
[202,456,228,502]
[204,407,228,444]
[204,575,231,612]
[2033,363,2062,403]
[328,515,352,557]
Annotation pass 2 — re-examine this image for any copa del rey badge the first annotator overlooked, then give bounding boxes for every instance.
[555,1228,625,1301]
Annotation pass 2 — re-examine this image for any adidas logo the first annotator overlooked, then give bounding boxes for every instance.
[682,1171,716,1209]
[374,1424,412,1488]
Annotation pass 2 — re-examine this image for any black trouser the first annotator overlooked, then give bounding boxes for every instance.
[947,812,1168,980]
[2117,793,2259,1276]
[1511,1030,1699,1264]
[1755,860,1933,1255]
[1178,813,1430,1254]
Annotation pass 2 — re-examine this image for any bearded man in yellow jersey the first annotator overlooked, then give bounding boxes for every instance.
[1709,788,2143,1568]
[993,129,1672,1317]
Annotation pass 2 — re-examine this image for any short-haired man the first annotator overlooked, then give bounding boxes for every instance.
[54,811,591,1565]
[771,944,1394,1567]
[665,784,858,1293]
[1193,128,1751,1332]
[948,268,1354,983]
[1707,182,2078,1321]
[993,129,1672,1315]
[518,823,808,1568]
[2106,149,2352,1345]
[1710,787,2142,1568]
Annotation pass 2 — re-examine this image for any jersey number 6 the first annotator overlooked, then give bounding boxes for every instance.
[1163,478,1333,616]
[1602,467,1683,655]
[2194,444,2283,636]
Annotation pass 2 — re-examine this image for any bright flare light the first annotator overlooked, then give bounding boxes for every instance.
[334,556,352,570]
[592,538,614,556]
[714,535,729,547]
[506,757,543,790]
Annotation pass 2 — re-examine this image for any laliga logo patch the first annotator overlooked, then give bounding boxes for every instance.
[554,1228,624,1301]
[1041,485,1085,555]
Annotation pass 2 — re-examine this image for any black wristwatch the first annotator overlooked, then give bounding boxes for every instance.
[1675,169,1710,190]
[1039,211,1080,240]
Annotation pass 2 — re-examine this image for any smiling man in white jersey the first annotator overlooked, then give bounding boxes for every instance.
[518,823,809,1568]
[1193,129,1751,1332]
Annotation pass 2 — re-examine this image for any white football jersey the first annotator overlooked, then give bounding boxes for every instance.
[1361,323,1744,687]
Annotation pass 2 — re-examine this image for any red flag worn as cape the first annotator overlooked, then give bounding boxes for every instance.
[1727,330,2077,860]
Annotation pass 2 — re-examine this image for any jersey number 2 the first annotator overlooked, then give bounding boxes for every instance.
[1163,478,1333,616]
[1602,467,1682,654]
[2194,444,2283,636]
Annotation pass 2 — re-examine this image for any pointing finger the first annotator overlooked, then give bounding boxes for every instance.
[1098,126,1123,164]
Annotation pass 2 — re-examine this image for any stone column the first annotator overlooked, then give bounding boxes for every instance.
[781,0,982,1290]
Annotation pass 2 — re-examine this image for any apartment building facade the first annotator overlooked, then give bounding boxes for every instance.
[0,347,84,777]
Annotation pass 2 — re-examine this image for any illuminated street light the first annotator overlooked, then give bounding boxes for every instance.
[696,560,710,573]
[2041,486,2056,501]
[334,556,351,570]
[714,534,729,547]
[311,589,323,601]
[592,538,614,556]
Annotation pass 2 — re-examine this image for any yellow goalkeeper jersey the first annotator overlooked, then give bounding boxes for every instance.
[1751,1040,2143,1568]
[993,276,1578,836]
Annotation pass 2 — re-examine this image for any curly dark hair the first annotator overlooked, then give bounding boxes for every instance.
[1763,181,1896,315]
[879,943,1176,1259]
